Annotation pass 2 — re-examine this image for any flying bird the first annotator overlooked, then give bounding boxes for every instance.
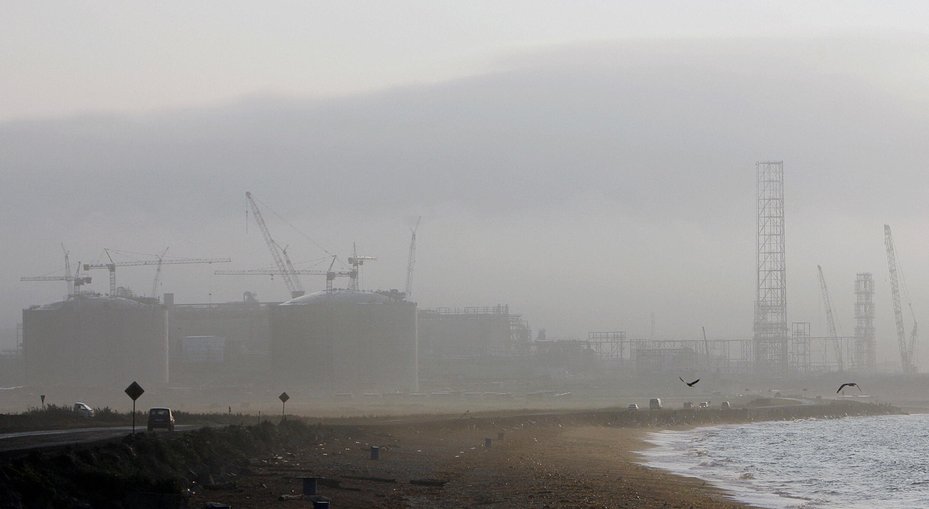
[836,382,862,394]
[679,377,700,387]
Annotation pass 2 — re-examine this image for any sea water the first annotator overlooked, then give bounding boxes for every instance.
[640,414,929,508]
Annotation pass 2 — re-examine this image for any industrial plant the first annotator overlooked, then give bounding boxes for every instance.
[6,168,924,408]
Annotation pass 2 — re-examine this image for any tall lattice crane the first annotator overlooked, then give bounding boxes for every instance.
[150,247,171,298]
[405,217,421,299]
[909,303,918,362]
[884,224,917,374]
[245,192,305,298]
[83,249,231,296]
[347,243,376,292]
[62,243,73,296]
[816,265,844,371]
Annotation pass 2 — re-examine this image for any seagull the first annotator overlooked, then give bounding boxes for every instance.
[836,382,862,394]
[679,377,700,387]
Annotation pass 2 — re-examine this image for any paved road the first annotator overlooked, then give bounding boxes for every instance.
[0,425,196,453]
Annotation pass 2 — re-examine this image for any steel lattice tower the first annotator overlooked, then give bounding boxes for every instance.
[854,273,876,371]
[754,161,788,374]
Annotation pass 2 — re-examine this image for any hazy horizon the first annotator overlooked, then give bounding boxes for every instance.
[4,4,929,370]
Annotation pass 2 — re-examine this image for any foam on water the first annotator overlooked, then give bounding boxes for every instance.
[639,414,929,509]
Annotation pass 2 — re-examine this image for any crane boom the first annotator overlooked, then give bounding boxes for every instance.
[83,251,231,296]
[278,243,305,295]
[245,192,303,298]
[83,257,231,270]
[21,273,91,285]
[214,262,355,293]
[702,326,710,359]
[884,224,916,373]
[909,303,918,365]
[216,269,338,276]
[816,265,844,371]
[151,247,170,298]
[405,217,421,299]
[21,275,73,281]
[62,244,73,296]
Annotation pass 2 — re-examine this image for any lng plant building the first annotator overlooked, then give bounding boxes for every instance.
[270,289,418,393]
[22,294,168,387]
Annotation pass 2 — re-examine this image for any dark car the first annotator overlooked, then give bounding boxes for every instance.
[73,402,95,418]
[147,407,175,432]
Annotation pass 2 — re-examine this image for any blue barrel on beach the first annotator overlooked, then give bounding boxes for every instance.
[370,445,380,460]
[301,477,318,496]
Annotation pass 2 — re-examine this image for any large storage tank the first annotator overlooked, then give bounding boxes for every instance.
[167,293,273,385]
[271,290,417,393]
[22,295,168,387]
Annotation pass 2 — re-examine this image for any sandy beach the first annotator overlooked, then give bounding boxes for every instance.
[2,402,897,507]
[189,411,754,508]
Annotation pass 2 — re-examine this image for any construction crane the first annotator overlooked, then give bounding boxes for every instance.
[909,303,919,362]
[280,244,302,288]
[701,326,710,361]
[21,244,92,297]
[62,243,73,296]
[245,192,304,298]
[816,265,844,371]
[884,224,917,374]
[215,256,356,293]
[405,217,421,299]
[347,243,376,292]
[150,247,170,298]
[83,249,231,296]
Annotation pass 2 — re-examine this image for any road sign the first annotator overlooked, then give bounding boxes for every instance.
[125,381,144,401]
[125,381,145,434]
[279,392,289,421]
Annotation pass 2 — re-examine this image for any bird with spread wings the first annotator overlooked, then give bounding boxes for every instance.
[836,382,862,394]
[679,377,700,387]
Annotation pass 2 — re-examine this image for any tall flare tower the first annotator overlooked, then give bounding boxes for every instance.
[754,161,788,374]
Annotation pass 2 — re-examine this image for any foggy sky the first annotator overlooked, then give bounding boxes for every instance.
[7,1,929,121]
[4,13,929,367]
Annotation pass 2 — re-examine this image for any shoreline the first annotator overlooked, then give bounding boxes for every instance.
[0,402,898,508]
[185,403,891,508]
[635,411,917,509]
[636,424,778,509]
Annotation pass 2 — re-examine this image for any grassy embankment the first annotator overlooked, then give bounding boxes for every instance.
[0,404,261,434]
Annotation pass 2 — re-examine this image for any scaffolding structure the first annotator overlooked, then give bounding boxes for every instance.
[418,305,530,357]
[807,336,856,372]
[854,273,876,371]
[540,331,855,374]
[587,331,626,359]
[790,322,810,373]
[582,333,754,373]
[754,161,788,374]
[520,319,861,373]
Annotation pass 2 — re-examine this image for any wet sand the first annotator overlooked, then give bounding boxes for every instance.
[190,412,753,508]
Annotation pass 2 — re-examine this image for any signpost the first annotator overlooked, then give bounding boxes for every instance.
[125,381,145,434]
[279,392,289,421]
